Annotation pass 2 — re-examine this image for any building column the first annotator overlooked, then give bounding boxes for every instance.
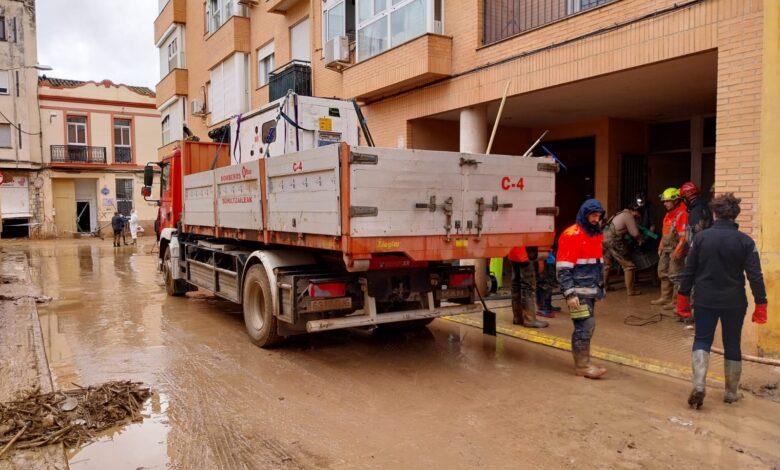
[460,106,489,295]
[758,0,780,358]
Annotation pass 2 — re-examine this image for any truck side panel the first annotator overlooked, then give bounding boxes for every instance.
[215,161,263,230]
[183,171,216,228]
[264,144,342,236]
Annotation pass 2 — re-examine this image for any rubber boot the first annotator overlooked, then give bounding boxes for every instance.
[624,270,642,296]
[663,286,678,310]
[573,347,607,379]
[523,298,548,328]
[511,292,524,325]
[651,280,671,305]
[723,360,743,404]
[687,349,709,409]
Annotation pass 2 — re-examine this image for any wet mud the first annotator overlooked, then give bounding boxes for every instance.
[4,238,779,469]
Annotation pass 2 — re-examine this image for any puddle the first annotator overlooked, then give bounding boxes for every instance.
[67,391,172,470]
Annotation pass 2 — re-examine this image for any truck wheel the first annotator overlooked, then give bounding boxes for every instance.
[163,248,188,297]
[242,264,283,348]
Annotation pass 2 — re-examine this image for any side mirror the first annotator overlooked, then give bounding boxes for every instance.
[143,164,155,187]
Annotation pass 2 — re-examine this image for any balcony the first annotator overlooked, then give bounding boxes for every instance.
[154,0,186,44]
[342,34,452,101]
[269,61,312,101]
[265,0,303,14]
[156,68,188,108]
[483,0,614,45]
[50,146,107,166]
[205,15,251,68]
[114,147,132,164]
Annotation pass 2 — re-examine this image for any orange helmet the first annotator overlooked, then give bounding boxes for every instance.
[680,182,700,199]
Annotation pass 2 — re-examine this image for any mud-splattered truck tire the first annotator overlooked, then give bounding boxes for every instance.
[164,248,188,297]
[242,264,283,348]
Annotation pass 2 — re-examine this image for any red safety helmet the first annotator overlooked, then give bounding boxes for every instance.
[679,182,700,199]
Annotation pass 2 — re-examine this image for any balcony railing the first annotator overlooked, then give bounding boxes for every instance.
[115,147,132,163]
[483,0,612,45]
[269,60,312,101]
[50,145,107,164]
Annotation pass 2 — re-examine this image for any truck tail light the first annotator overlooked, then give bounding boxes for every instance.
[448,273,474,288]
[309,282,347,298]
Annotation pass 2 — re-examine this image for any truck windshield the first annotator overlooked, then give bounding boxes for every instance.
[160,163,170,194]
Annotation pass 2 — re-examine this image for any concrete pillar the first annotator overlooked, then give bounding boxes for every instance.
[460,106,490,296]
[758,0,780,357]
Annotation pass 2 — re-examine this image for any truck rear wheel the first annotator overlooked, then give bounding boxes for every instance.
[164,248,188,296]
[242,264,283,348]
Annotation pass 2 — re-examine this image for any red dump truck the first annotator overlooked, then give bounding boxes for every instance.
[144,95,556,347]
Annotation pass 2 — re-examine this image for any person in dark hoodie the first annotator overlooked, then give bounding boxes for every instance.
[111,211,125,247]
[680,182,712,247]
[677,193,767,409]
[556,199,607,379]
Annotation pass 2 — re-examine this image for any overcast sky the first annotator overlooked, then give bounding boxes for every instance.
[37,0,159,89]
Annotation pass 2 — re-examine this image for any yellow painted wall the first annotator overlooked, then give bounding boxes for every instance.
[757,0,780,357]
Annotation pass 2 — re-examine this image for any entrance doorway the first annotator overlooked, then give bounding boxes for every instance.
[75,201,92,233]
[542,137,596,233]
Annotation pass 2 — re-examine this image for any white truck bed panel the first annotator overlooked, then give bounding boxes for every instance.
[348,147,555,238]
[215,161,263,230]
[183,171,216,227]
[265,145,342,236]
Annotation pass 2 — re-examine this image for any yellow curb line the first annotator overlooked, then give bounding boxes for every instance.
[442,315,725,383]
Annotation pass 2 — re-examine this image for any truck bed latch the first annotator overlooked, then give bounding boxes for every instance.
[350,206,379,217]
[459,156,481,167]
[475,196,513,239]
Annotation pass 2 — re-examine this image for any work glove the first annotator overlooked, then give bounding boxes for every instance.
[752,303,768,324]
[676,294,692,318]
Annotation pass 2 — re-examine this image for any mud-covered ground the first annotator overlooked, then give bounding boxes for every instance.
[8,238,780,469]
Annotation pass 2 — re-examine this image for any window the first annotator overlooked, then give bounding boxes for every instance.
[167,38,179,71]
[67,116,87,145]
[324,1,347,43]
[114,118,132,163]
[257,42,274,87]
[209,53,250,123]
[0,17,5,42]
[116,179,134,216]
[290,19,311,62]
[161,115,171,146]
[0,71,8,95]
[568,0,610,14]
[357,0,439,61]
[206,0,245,34]
[0,124,10,148]
[160,163,170,193]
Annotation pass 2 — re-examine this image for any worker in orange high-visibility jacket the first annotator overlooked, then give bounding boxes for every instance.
[650,188,688,313]
[556,199,607,379]
[508,245,548,328]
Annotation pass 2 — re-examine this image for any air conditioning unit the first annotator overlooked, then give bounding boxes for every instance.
[191,99,206,116]
[325,35,350,69]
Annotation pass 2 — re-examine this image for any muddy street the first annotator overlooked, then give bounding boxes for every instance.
[7,238,779,469]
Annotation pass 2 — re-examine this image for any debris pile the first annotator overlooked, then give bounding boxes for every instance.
[0,380,151,458]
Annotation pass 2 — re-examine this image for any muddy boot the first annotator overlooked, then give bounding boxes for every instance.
[663,287,678,310]
[624,270,642,296]
[687,349,709,409]
[651,280,671,305]
[511,292,524,325]
[522,299,548,328]
[723,360,743,404]
[573,348,607,379]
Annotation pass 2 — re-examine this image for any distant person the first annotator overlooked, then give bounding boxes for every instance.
[556,199,607,379]
[508,245,548,328]
[680,182,713,247]
[650,188,687,313]
[634,192,656,233]
[677,193,767,409]
[602,203,644,296]
[129,208,140,245]
[111,212,125,247]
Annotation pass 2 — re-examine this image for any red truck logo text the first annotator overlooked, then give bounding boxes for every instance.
[293,162,304,173]
[501,177,524,191]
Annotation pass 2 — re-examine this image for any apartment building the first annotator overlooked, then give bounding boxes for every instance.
[38,78,160,237]
[0,0,44,237]
[154,0,780,356]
